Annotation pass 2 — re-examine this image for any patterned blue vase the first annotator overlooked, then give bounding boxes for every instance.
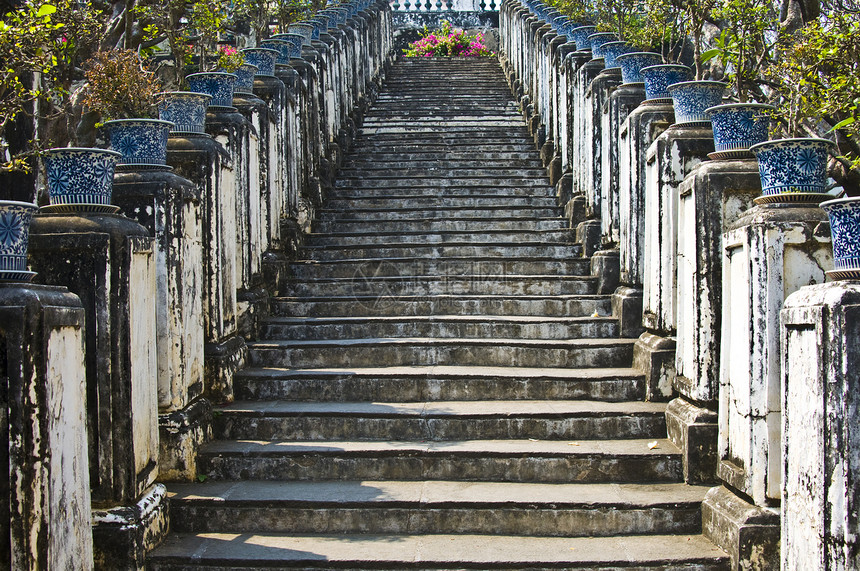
[587,32,618,59]
[158,92,212,135]
[270,34,305,59]
[601,41,635,70]
[103,119,173,167]
[241,48,279,77]
[640,64,692,102]
[309,18,329,36]
[666,80,726,125]
[232,63,259,95]
[186,72,238,109]
[705,103,774,159]
[570,26,596,51]
[820,197,860,279]
[0,200,38,280]
[288,23,314,46]
[43,148,121,206]
[750,138,836,197]
[616,52,662,85]
[317,10,342,27]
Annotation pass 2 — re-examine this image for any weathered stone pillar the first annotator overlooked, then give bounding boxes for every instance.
[703,202,832,568]
[166,134,245,409]
[669,159,761,484]
[111,169,206,481]
[28,213,167,569]
[635,123,713,400]
[781,280,860,570]
[568,58,603,235]
[557,49,591,213]
[0,282,92,569]
[613,99,674,338]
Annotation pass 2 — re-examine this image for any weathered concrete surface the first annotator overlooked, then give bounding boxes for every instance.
[702,486,779,571]
[781,281,860,570]
[666,397,718,484]
[720,204,831,507]
[0,284,92,570]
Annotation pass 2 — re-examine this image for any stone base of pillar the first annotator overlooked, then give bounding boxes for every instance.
[548,155,562,186]
[539,140,554,166]
[237,286,269,341]
[534,122,546,150]
[556,173,573,207]
[92,484,170,571]
[262,250,289,296]
[590,249,619,294]
[610,285,644,338]
[632,331,675,401]
[204,334,248,403]
[576,219,601,258]
[158,398,213,481]
[666,396,718,483]
[702,485,780,570]
[565,194,587,228]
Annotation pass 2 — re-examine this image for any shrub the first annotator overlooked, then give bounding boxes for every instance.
[403,21,495,58]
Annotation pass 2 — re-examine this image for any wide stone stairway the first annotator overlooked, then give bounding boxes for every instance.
[148,58,729,569]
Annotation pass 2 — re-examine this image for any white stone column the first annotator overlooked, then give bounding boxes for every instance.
[781,280,860,571]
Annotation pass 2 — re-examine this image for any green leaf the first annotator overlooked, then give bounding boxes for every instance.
[700,48,721,62]
[830,117,855,131]
[196,474,207,482]
[35,3,56,17]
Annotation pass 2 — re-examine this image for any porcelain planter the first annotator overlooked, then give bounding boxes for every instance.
[705,102,774,159]
[616,52,662,85]
[317,10,342,27]
[820,197,860,279]
[667,80,726,125]
[241,48,279,77]
[288,23,314,46]
[158,92,212,135]
[186,72,238,109]
[570,25,596,50]
[309,18,329,36]
[42,147,122,211]
[749,138,836,201]
[601,41,635,70]
[103,119,173,167]
[232,63,259,95]
[0,200,38,281]
[640,64,692,102]
[587,32,617,58]
[269,34,305,60]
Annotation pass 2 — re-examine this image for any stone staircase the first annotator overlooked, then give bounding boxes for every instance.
[148,57,729,569]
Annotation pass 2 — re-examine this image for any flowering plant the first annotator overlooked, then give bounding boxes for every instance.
[403,21,495,57]
[216,45,245,72]
[82,49,164,121]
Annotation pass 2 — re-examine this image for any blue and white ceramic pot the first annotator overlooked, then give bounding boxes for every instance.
[0,200,38,280]
[241,48,279,77]
[270,34,305,59]
[587,32,617,58]
[158,92,212,135]
[186,72,238,109]
[317,10,342,27]
[749,138,836,197]
[640,64,692,102]
[232,63,259,95]
[309,18,329,36]
[103,119,173,166]
[820,197,860,279]
[666,80,726,125]
[570,25,596,51]
[615,52,662,85]
[705,102,774,159]
[601,41,635,70]
[43,147,121,205]
[288,23,314,46]
[260,39,292,65]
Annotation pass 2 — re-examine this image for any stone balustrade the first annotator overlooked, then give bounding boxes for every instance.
[500,1,850,568]
[2,2,394,568]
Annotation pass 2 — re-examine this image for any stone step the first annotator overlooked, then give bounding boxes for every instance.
[233,366,645,402]
[343,155,543,166]
[196,438,683,483]
[283,274,598,297]
[148,532,730,570]
[352,142,539,152]
[319,206,560,221]
[212,399,666,441]
[166,480,708,536]
[323,196,557,211]
[335,167,549,178]
[312,217,569,233]
[333,176,549,189]
[260,315,618,340]
[288,257,590,280]
[299,243,582,261]
[365,106,520,116]
[326,186,556,200]
[305,229,576,246]
[356,130,533,140]
[246,337,635,369]
[270,293,609,318]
